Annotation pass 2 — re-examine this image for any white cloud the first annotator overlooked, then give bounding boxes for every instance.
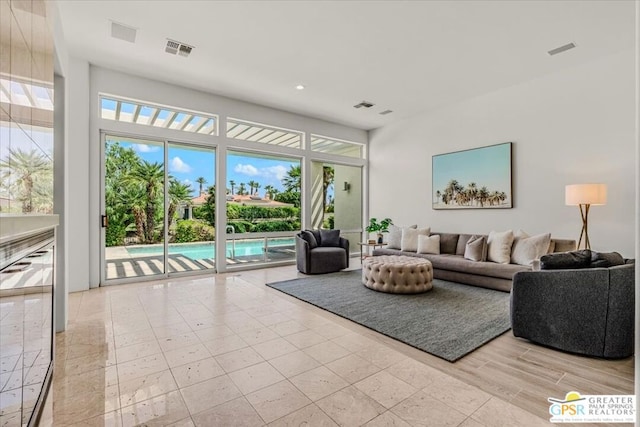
[170,156,192,173]
[234,163,259,176]
[264,165,288,181]
[135,144,160,153]
[182,179,192,186]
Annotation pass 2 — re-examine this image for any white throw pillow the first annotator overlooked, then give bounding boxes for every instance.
[487,230,515,264]
[510,230,552,266]
[401,227,431,252]
[417,234,440,254]
[387,224,417,249]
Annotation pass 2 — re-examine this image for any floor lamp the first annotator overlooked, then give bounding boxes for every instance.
[565,184,607,250]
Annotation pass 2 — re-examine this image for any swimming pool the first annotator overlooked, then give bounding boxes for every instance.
[125,238,295,260]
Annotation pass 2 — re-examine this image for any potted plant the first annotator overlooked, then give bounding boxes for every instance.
[365,217,393,243]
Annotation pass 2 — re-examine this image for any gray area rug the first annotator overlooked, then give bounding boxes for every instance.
[266,269,511,362]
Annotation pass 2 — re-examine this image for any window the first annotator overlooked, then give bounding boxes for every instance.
[226,118,303,149]
[311,134,364,158]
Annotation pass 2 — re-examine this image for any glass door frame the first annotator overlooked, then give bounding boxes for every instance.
[100,131,218,285]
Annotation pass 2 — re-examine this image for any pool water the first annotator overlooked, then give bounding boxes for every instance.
[126,238,295,260]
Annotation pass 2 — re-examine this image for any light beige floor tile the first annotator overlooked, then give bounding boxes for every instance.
[268,403,338,427]
[153,322,194,339]
[312,323,352,340]
[245,380,312,424]
[255,312,292,327]
[303,341,351,364]
[355,345,407,369]
[419,371,491,416]
[114,329,155,349]
[226,317,265,334]
[364,411,412,427]
[53,384,120,425]
[163,343,211,368]
[117,354,169,383]
[166,417,196,427]
[290,366,349,401]
[116,339,162,364]
[252,337,299,360]
[202,334,248,356]
[239,327,281,346]
[325,354,381,384]
[269,320,308,337]
[228,361,285,395]
[470,397,550,427]
[384,358,441,389]
[215,347,264,373]
[119,369,177,407]
[158,332,201,353]
[285,330,327,349]
[59,352,113,377]
[192,396,265,426]
[121,390,189,427]
[170,357,225,388]
[179,375,242,415]
[459,418,486,427]
[269,350,322,378]
[331,333,377,352]
[354,371,417,409]
[390,391,467,427]
[63,410,123,427]
[194,325,235,342]
[316,385,386,427]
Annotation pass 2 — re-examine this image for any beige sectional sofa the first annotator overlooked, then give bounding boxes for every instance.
[372,232,576,292]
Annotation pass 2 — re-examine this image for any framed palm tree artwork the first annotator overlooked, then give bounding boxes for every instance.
[432,142,512,209]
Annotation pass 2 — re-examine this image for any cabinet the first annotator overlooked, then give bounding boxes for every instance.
[0,227,55,427]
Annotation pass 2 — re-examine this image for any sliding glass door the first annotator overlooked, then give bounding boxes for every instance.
[103,134,215,282]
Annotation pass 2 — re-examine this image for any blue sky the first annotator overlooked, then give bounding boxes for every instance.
[432,143,511,197]
[116,139,299,197]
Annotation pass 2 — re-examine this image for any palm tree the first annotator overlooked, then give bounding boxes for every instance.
[478,186,489,207]
[0,148,52,213]
[466,182,478,206]
[238,182,247,196]
[124,160,164,243]
[253,182,261,197]
[282,165,301,192]
[264,185,275,199]
[195,177,207,195]
[247,180,257,195]
[118,185,147,242]
[168,179,192,225]
[229,180,236,195]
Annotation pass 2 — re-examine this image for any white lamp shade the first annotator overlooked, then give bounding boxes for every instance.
[565,184,607,206]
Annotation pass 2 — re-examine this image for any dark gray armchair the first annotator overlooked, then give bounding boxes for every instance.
[296,229,349,274]
[510,261,634,359]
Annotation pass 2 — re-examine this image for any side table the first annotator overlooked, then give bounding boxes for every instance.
[358,242,387,262]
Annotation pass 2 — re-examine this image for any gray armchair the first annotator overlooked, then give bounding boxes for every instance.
[296,229,349,274]
[510,261,634,359]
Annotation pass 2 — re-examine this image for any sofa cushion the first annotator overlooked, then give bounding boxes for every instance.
[487,230,515,264]
[319,229,341,247]
[590,251,626,268]
[430,232,459,254]
[540,249,592,270]
[456,234,475,255]
[464,235,487,262]
[401,227,430,252]
[387,224,417,249]
[300,230,318,249]
[510,230,551,266]
[417,234,440,254]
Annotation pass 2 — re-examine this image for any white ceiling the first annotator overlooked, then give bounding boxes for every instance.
[54,0,635,131]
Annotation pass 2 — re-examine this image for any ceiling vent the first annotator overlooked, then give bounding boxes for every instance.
[166,39,194,57]
[379,109,393,115]
[111,21,137,43]
[354,101,374,109]
[548,42,576,56]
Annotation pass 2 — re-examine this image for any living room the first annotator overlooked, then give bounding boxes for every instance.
[1,0,637,426]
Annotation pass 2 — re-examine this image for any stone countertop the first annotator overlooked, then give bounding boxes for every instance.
[0,214,59,243]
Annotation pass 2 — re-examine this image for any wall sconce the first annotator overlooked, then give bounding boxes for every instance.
[342,181,351,192]
[565,183,607,250]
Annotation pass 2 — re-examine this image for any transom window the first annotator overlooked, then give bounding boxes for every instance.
[226,118,303,149]
[100,96,218,135]
[311,134,364,158]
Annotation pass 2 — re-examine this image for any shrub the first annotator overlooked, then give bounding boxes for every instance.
[253,220,300,232]
[105,222,127,247]
[174,220,215,243]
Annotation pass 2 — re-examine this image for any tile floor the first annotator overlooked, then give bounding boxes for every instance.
[38,263,623,426]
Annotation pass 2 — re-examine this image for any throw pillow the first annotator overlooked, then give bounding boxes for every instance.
[417,234,440,254]
[590,251,625,268]
[547,240,556,254]
[464,235,487,262]
[300,230,318,249]
[540,249,592,270]
[319,229,340,247]
[387,224,417,249]
[310,229,322,246]
[487,230,515,264]
[510,230,552,266]
[401,227,430,252]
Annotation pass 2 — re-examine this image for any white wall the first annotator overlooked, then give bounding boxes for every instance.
[369,49,636,257]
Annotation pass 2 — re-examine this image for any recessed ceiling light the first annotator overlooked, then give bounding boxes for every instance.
[295,84,305,90]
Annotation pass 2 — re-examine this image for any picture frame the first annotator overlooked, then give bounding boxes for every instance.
[432,142,512,210]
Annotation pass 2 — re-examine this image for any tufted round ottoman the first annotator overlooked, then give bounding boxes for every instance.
[362,255,433,294]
